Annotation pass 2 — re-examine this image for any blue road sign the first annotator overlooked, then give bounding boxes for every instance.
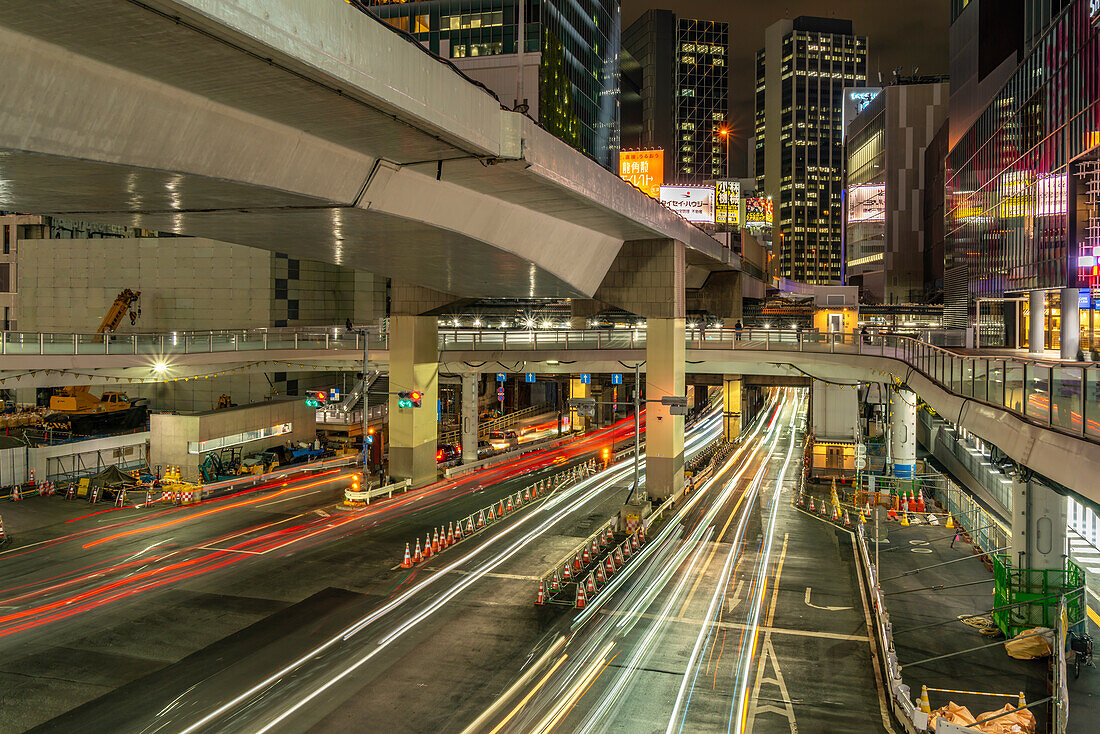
[580,374,591,384]
[496,373,507,382]
[497,386,505,401]
[366,435,374,444]
[611,373,623,385]
[526,373,536,383]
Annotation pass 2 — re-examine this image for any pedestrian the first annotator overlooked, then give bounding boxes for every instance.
[734,319,743,342]
[860,325,869,345]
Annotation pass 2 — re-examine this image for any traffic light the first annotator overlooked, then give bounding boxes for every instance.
[397,390,423,408]
[349,472,361,492]
[602,447,610,467]
[305,391,328,409]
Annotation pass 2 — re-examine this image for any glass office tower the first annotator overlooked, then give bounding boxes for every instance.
[945,0,1099,351]
[756,17,868,285]
[359,0,621,169]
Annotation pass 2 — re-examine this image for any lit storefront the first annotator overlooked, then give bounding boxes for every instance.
[945,0,1100,354]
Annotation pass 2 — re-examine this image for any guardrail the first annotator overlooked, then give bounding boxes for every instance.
[199,454,359,499]
[438,403,553,446]
[344,477,411,504]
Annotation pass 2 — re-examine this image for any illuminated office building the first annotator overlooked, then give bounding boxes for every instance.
[755,17,867,284]
[622,10,729,184]
[845,80,948,304]
[945,0,1099,355]
[359,0,621,169]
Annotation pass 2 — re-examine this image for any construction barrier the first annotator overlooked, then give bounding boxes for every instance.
[403,460,597,570]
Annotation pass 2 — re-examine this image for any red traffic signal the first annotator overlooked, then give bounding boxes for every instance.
[317,391,326,401]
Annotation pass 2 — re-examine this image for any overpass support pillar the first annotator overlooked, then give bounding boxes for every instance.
[890,387,917,478]
[1061,287,1080,360]
[1028,290,1045,354]
[647,318,686,501]
[388,316,439,487]
[570,378,589,432]
[1010,478,1068,570]
[723,376,742,442]
[461,373,478,464]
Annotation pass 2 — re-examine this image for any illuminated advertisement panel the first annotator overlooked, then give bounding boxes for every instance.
[618,150,664,198]
[715,180,741,227]
[847,184,885,223]
[745,197,773,227]
[659,185,715,224]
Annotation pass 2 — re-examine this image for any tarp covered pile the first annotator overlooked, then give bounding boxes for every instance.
[929,702,1035,733]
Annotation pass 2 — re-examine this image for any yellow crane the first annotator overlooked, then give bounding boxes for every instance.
[49,289,142,416]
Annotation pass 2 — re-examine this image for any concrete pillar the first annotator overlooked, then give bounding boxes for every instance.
[646,318,686,501]
[1061,287,1080,360]
[890,387,917,479]
[569,377,588,432]
[1011,477,1068,569]
[1028,289,1045,354]
[388,316,438,487]
[723,376,742,442]
[460,372,478,464]
[693,384,709,410]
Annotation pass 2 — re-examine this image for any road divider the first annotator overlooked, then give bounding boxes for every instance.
[400,460,599,570]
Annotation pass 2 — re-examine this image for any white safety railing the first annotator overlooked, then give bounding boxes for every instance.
[345,477,411,504]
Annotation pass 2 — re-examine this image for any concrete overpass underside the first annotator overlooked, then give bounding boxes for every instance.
[0,0,737,301]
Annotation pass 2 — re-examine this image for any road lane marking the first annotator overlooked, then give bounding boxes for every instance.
[426,567,540,581]
[598,609,868,641]
[257,489,326,507]
[198,547,265,555]
[803,587,852,611]
[748,534,796,733]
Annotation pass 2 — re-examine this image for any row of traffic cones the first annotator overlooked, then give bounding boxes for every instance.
[535,523,648,608]
[403,461,599,569]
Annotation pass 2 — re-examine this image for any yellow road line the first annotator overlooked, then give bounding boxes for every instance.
[487,654,569,734]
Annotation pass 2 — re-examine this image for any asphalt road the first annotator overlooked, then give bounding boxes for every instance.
[0,415,644,732]
[17,409,722,733]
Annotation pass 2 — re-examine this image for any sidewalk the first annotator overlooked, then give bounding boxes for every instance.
[875,519,1049,731]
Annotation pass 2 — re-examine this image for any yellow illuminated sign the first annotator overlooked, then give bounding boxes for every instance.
[618,150,664,198]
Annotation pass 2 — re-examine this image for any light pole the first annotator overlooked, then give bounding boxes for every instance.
[719,127,731,248]
[346,319,371,478]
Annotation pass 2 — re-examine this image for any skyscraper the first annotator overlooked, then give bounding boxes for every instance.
[622,10,729,184]
[756,17,867,284]
[358,0,621,170]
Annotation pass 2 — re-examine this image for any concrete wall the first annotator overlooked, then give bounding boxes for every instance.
[811,381,859,441]
[16,237,273,332]
[150,398,316,480]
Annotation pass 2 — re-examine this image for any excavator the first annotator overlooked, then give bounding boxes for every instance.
[45,289,149,434]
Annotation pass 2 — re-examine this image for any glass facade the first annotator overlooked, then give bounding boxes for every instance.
[674,19,728,183]
[756,20,867,285]
[945,0,1100,338]
[845,92,886,281]
[361,0,621,169]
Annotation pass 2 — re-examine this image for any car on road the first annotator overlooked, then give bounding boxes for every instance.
[477,440,493,457]
[488,430,519,450]
[436,443,460,463]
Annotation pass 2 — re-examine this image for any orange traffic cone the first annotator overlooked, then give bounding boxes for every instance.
[550,571,561,592]
[573,552,582,572]
[818,499,827,516]
[401,543,413,568]
[631,532,639,552]
[413,539,423,563]
[488,505,496,522]
[423,534,433,559]
[809,497,816,513]
[916,491,926,513]
[535,579,546,605]
[614,547,624,568]
[582,544,592,565]
[605,526,614,544]
[524,487,531,501]
[455,522,463,542]
[431,528,440,554]
[575,582,587,609]
[447,522,455,546]
[11,486,20,502]
[585,573,597,596]
[907,491,917,512]
[591,539,599,559]
[498,500,506,516]
[506,496,514,513]
[466,517,474,535]
[605,554,615,577]
[622,539,632,558]
[596,562,607,585]
[531,483,538,499]
[843,510,852,527]
[639,525,646,543]
[887,506,898,520]
[563,563,572,582]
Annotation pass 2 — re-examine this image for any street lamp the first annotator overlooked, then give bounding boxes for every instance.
[718,127,731,181]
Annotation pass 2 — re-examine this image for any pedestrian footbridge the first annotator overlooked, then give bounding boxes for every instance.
[3,326,1098,502]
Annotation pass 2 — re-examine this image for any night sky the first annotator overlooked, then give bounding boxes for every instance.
[621,0,951,176]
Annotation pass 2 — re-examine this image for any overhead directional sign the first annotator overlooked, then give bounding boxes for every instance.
[660,395,689,415]
[580,374,591,384]
[496,373,507,382]
[611,374,623,385]
[526,373,536,383]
